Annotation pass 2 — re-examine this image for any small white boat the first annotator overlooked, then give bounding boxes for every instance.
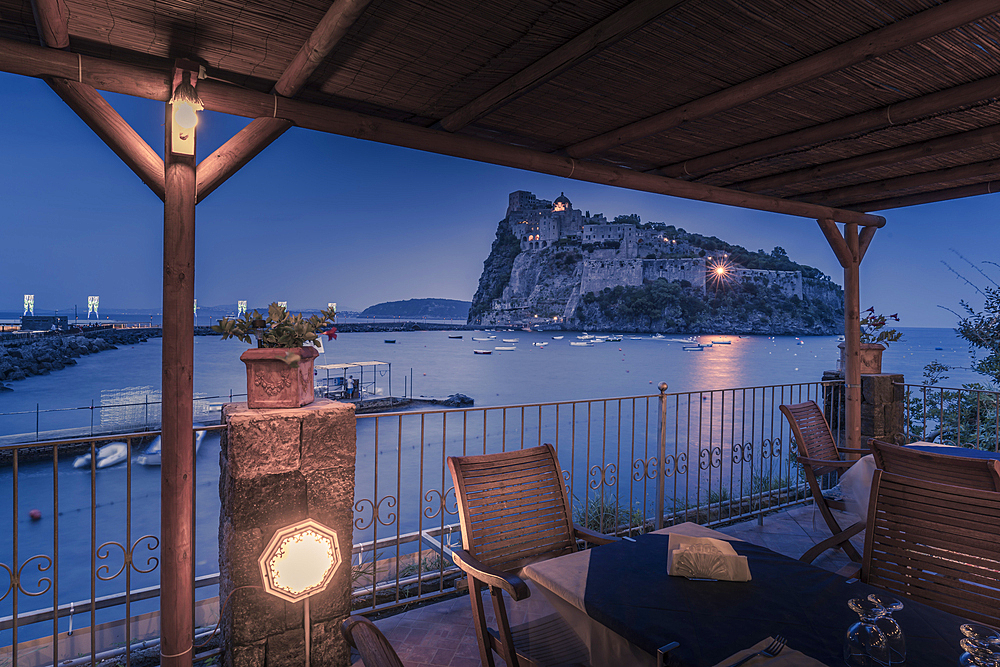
[136,429,207,466]
[577,334,594,340]
[473,349,492,355]
[472,337,492,341]
[711,340,731,344]
[651,333,666,339]
[74,442,129,469]
[606,336,623,342]
[552,335,564,340]
[494,346,516,351]
[682,346,703,351]
[592,338,606,343]
[502,338,519,343]
[533,342,548,347]
[630,336,643,340]
[570,341,593,347]
[448,334,463,339]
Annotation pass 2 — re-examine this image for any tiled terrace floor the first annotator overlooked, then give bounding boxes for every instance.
[351,503,865,666]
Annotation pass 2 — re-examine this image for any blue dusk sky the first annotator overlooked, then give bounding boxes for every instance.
[0,70,995,327]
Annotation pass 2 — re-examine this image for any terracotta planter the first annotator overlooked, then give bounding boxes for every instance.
[837,342,885,374]
[240,346,318,409]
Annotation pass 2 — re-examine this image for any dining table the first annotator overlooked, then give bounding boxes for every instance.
[837,441,1000,519]
[521,522,969,666]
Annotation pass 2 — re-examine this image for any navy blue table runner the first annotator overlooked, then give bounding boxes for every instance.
[582,534,966,666]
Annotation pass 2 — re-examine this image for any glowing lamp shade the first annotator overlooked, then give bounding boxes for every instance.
[170,80,204,129]
[259,519,342,603]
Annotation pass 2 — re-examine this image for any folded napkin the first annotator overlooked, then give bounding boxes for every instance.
[712,637,829,666]
[666,534,751,581]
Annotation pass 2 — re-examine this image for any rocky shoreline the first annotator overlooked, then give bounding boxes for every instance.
[0,329,159,390]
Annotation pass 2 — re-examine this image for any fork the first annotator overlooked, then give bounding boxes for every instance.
[724,635,787,666]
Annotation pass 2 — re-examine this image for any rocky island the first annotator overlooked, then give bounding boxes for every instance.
[469,191,843,335]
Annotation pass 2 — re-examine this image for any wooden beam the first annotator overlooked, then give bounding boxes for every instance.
[846,180,1000,212]
[858,225,876,263]
[733,123,1000,194]
[437,0,684,133]
[29,0,69,49]
[197,117,291,202]
[48,78,165,200]
[195,0,373,201]
[161,100,196,667]
[273,0,374,97]
[843,223,862,454]
[656,73,1000,181]
[795,158,1000,207]
[817,218,852,268]
[565,0,1000,159]
[0,37,885,226]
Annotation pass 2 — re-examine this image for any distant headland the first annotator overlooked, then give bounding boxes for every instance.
[469,191,844,335]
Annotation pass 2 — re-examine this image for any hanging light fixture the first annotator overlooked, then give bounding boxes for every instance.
[168,61,204,156]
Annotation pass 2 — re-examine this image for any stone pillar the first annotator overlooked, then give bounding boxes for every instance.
[219,399,356,667]
[823,371,904,446]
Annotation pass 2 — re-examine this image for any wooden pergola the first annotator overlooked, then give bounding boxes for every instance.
[3,0,1000,664]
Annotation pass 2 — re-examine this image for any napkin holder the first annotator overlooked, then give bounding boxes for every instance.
[666,534,751,582]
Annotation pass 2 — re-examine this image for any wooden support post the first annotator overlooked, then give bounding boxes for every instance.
[161,99,196,667]
[817,218,868,456]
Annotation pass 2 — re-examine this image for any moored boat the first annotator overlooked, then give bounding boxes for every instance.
[494,346,516,351]
[448,334,463,339]
[569,341,593,347]
[502,338,519,343]
[74,441,129,469]
[136,429,207,466]
[473,349,492,355]
[552,335,564,340]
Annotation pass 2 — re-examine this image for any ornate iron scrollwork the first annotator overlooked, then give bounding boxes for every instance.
[588,462,617,490]
[760,437,782,459]
[423,487,458,519]
[732,442,754,465]
[353,496,397,530]
[699,446,722,471]
[1,555,54,598]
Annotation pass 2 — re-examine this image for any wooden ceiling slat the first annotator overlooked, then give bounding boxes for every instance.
[848,181,1000,211]
[563,0,1000,159]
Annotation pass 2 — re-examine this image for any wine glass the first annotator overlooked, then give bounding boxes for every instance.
[959,623,1000,667]
[867,594,905,664]
[845,598,891,666]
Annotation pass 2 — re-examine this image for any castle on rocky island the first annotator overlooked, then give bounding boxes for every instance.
[479,191,807,327]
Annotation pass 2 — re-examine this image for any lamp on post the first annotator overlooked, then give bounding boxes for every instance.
[258,519,342,667]
[168,61,204,156]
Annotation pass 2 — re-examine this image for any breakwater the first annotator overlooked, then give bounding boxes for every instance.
[0,329,159,389]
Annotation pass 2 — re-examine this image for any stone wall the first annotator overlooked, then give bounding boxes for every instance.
[733,268,802,298]
[220,399,356,667]
[642,258,707,290]
[580,258,644,294]
[822,372,904,445]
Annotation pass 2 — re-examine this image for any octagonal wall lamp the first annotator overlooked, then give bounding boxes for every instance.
[259,518,342,667]
[168,60,205,156]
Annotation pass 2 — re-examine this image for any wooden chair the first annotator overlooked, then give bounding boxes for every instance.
[780,400,870,563]
[341,615,404,667]
[447,443,617,667]
[869,439,1000,491]
[863,469,1000,628]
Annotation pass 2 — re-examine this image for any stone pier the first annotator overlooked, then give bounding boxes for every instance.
[219,399,356,667]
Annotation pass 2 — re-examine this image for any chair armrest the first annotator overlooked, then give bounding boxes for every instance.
[451,548,530,600]
[572,524,619,545]
[836,447,871,455]
[797,456,856,468]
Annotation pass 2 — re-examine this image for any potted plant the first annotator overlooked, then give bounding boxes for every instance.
[213,303,337,409]
[838,308,902,374]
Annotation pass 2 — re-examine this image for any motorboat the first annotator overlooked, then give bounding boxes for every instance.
[682,346,703,351]
[384,339,396,344]
[551,335,564,340]
[473,349,492,355]
[651,333,666,339]
[606,336,623,342]
[533,342,548,347]
[502,338,519,343]
[73,441,129,469]
[494,346,516,351]
[136,429,207,466]
[576,333,594,340]
[711,340,731,344]
[569,341,593,347]
[472,336,493,341]
[448,334,463,339]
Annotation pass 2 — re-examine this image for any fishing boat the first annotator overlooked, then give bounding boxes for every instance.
[473,349,492,355]
[448,334,463,339]
[551,335,564,340]
[502,338,519,343]
[569,341,593,347]
[494,346,516,351]
[136,429,207,466]
[74,442,129,469]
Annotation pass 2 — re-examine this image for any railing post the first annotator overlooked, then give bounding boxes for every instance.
[656,381,668,531]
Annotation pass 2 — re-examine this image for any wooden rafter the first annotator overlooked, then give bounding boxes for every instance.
[31,0,165,200]
[436,0,685,133]
[796,158,1000,207]
[733,123,1000,194]
[0,36,885,227]
[196,0,374,202]
[847,180,1000,212]
[655,73,1000,181]
[565,0,1000,159]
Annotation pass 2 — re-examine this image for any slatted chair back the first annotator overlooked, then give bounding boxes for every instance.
[448,443,576,572]
[864,470,1000,628]
[870,439,1000,491]
[341,615,405,667]
[780,400,840,474]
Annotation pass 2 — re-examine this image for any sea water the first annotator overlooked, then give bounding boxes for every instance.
[0,327,983,640]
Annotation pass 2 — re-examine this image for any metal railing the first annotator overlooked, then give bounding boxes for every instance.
[900,382,1000,451]
[2,379,845,666]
